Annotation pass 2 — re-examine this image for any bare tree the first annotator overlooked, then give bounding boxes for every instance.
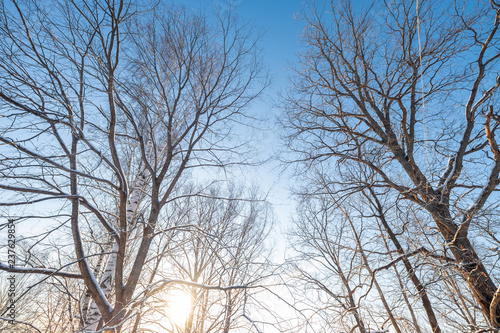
[290,191,394,333]
[0,0,265,331]
[131,184,272,333]
[289,176,486,333]
[284,0,500,329]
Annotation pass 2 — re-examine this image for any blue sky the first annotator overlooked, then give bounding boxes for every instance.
[230,0,305,86]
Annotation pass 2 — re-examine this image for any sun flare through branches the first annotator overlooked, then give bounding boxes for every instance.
[166,288,193,328]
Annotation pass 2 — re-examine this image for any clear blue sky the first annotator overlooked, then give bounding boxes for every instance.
[231,0,305,87]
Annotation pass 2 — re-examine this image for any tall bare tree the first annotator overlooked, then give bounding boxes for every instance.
[289,175,487,332]
[284,0,500,330]
[134,184,272,333]
[0,0,265,331]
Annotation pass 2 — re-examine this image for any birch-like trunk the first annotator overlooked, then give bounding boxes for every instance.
[80,243,109,329]
[85,141,152,331]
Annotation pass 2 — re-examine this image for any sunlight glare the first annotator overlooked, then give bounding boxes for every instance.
[167,288,192,326]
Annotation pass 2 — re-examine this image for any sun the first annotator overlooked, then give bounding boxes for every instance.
[166,288,193,327]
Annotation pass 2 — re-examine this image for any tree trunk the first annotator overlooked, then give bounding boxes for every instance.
[430,204,500,326]
[367,189,442,333]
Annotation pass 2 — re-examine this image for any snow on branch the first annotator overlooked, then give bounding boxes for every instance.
[0,262,82,279]
[373,247,455,274]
